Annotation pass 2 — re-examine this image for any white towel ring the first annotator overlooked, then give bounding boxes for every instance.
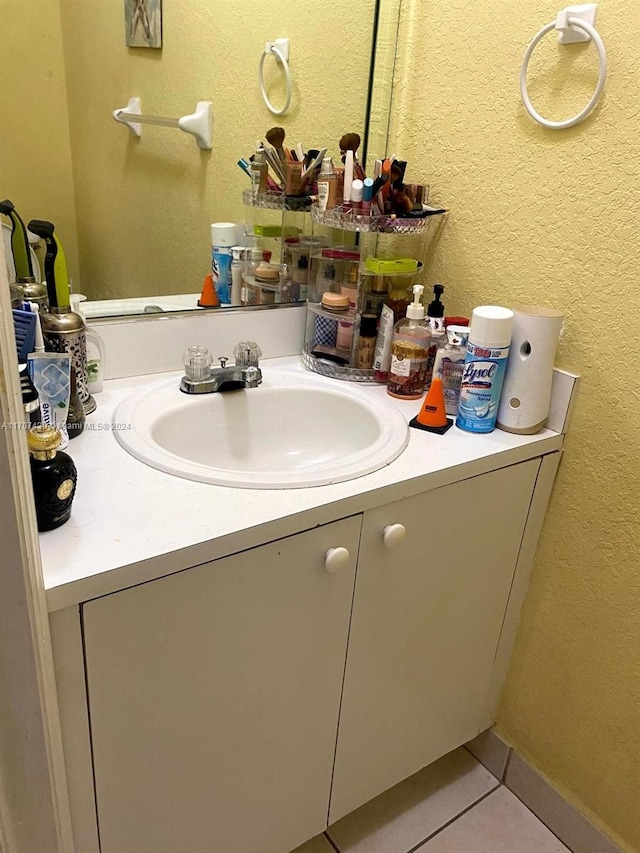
[520,16,607,129]
[259,45,292,116]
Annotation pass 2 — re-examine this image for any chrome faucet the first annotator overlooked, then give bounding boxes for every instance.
[180,342,262,394]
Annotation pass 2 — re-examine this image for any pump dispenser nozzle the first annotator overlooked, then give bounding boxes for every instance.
[406,284,426,320]
[427,284,445,318]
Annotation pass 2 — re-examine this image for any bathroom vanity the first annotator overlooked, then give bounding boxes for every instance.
[43,355,574,853]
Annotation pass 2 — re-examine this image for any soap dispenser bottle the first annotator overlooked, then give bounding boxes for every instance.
[426,284,446,384]
[387,284,432,400]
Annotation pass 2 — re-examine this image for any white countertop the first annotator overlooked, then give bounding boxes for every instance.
[41,356,563,611]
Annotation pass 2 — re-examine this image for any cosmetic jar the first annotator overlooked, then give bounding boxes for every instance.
[313,293,351,351]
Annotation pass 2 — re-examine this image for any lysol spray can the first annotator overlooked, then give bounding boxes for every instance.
[211,222,237,305]
[456,306,514,433]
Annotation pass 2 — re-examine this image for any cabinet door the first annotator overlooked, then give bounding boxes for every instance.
[83,516,361,853]
[330,461,540,822]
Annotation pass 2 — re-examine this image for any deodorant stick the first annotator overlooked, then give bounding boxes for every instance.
[456,306,514,433]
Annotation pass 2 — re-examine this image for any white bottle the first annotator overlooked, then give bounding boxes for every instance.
[230,246,247,307]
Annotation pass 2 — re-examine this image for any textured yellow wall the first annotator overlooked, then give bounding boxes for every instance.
[0,0,80,281]
[390,2,640,850]
[56,0,374,300]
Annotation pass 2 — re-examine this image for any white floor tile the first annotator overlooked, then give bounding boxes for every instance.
[327,748,498,853]
[417,786,571,852]
[290,834,334,853]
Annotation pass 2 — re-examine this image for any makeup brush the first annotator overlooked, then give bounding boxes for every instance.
[340,132,366,180]
[266,126,287,164]
[339,132,361,158]
[300,147,328,187]
[304,149,320,170]
[261,143,287,184]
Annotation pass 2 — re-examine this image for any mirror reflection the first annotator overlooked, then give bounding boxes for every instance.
[0,0,398,318]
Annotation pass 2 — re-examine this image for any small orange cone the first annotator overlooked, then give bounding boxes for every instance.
[410,378,454,434]
[198,273,219,308]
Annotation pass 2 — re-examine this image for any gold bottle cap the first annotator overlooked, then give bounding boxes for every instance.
[27,425,62,455]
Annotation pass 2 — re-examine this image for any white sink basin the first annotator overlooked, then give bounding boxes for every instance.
[113,367,409,489]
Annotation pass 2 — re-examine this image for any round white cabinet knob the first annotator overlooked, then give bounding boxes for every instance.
[382,524,407,549]
[325,547,350,573]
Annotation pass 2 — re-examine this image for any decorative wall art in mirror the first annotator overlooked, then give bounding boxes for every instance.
[0,0,401,318]
[125,0,163,49]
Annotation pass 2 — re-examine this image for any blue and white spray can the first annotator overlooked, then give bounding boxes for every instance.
[456,306,514,433]
[211,222,237,305]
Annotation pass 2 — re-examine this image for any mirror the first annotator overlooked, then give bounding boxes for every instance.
[0,0,400,318]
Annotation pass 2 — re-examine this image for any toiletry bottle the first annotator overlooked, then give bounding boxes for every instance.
[319,258,338,295]
[250,148,268,196]
[355,314,378,369]
[285,160,304,196]
[291,251,310,302]
[231,246,248,306]
[425,284,446,385]
[364,276,389,320]
[387,284,432,400]
[432,325,470,416]
[27,425,77,532]
[373,304,395,382]
[351,179,364,212]
[341,261,359,308]
[388,279,410,323]
[456,306,515,433]
[211,222,237,305]
[317,157,338,211]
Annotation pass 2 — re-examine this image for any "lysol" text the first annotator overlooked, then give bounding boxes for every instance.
[462,361,498,385]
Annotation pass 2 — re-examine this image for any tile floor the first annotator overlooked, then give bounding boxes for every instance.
[292,747,570,853]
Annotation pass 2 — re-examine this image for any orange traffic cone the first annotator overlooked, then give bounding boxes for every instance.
[198,273,219,308]
[410,377,454,434]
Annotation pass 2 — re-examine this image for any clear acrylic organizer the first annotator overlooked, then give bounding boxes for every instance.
[302,202,446,383]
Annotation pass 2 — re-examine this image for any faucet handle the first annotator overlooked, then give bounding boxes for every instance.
[233,340,262,368]
[184,346,213,381]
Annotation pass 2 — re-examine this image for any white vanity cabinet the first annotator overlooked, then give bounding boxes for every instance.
[329,459,540,821]
[82,516,362,853]
[51,453,561,853]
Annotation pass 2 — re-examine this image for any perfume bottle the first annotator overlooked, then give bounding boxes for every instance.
[27,425,77,532]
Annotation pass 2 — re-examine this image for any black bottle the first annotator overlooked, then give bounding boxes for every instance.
[27,426,77,532]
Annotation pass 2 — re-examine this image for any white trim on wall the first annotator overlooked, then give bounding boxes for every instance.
[0,239,74,851]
